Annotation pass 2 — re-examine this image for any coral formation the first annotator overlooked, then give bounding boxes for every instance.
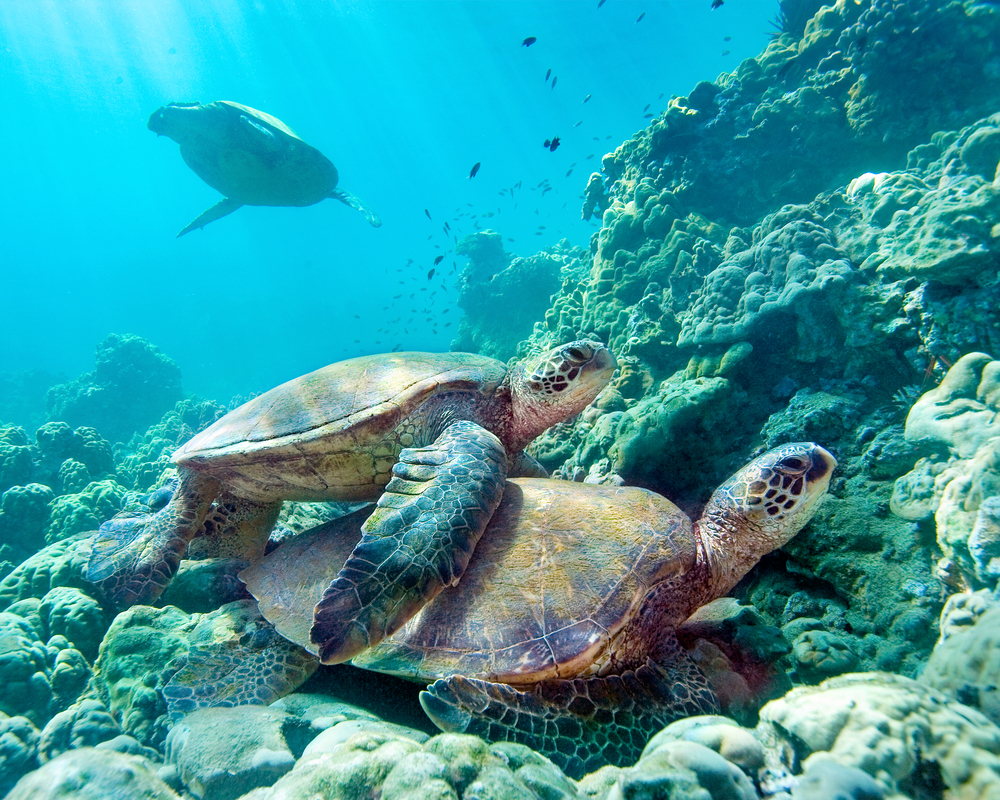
[45,334,183,444]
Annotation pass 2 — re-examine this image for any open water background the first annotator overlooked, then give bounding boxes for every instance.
[1,0,773,402]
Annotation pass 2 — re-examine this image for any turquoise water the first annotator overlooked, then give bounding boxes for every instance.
[1,0,773,404]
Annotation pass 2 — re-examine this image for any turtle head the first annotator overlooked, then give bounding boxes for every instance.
[147,102,208,140]
[507,340,616,452]
[699,443,836,597]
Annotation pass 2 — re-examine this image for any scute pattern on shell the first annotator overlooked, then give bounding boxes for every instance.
[353,479,696,683]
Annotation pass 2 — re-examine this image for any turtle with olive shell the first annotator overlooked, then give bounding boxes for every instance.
[86,341,616,663]
[148,100,382,236]
[239,442,836,776]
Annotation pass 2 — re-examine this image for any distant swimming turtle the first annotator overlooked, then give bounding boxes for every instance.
[87,341,616,663]
[148,100,382,236]
[241,442,835,776]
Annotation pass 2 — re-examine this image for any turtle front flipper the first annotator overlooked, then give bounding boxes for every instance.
[311,420,507,664]
[177,196,245,237]
[419,638,718,779]
[329,188,382,227]
[85,469,220,610]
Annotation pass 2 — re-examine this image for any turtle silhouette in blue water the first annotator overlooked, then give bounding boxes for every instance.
[148,101,382,236]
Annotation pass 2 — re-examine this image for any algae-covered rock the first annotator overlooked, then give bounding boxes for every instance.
[757,672,1000,798]
[0,482,54,563]
[37,698,126,764]
[0,425,34,495]
[5,746,180,800]
[240,726,574,800]
[920,591,1000,727]
[0,713,40,796]
[0,533,97,611]
[166,706,312,800]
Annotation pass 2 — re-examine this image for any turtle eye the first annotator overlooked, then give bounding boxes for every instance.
[777,456,807,473]
[566,346,591,362]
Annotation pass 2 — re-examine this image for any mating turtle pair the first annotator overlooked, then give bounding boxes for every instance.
[87,341,617,662]
[239,442,835,776]
[148,100,382,236]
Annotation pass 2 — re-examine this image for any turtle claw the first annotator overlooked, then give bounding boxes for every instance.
[419,683,473,733]
[310,420,507,664]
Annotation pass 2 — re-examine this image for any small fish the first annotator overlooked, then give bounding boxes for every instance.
[643,103,650,112]
[586,153,594,159]
[545,68,551,82]
[522,36,537,47]
[643,113,653,119]
[433,255,444,265]
[583,94,591,103]
[565,169,573,177]
[543,136,561,151]
[552,76,557,89]
[722,49,730,56]
[598,0,606,7]
[469,161,481,178]
[427,268,435,280]
[636,12,645,22]
[711,0,723,8]
[724,36,732,41]
[424,209,432,220]
[574,120,583,127]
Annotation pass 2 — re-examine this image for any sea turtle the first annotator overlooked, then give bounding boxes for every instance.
[86,341,616,663]
[239,442,835,776]
[148,100,382,236]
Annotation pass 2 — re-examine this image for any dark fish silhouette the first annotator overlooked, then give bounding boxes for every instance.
[427,268,435,280]
[712,0,723,8]
[543,137,561,151]
[724,36,731,41]
[469,162,481,178]
[522,37,537,47]
[583,94,591,103]
[722,49,730,56]
[598,0,606,7]
[545,68,551,82]
[425,209,432,219]
[643,103,650,112]
[433,255,444,265]
[636,12,645,22]
[574,121,583,127]
[551,76,557,89]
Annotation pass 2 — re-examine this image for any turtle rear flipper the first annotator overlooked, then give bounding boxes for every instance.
[85,470,220,609]
[177,197,245,237]
[330,188,382,227]
[162,601,319,722]
[419,637,718,779]
[310,420,507,664]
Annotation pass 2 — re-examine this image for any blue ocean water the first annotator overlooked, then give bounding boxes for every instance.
[0,0,773,405]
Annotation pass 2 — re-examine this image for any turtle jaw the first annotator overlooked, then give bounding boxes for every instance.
[507,340,617,452]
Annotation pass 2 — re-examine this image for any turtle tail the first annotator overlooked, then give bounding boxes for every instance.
[419,644,718,779]
[330,188,382,227]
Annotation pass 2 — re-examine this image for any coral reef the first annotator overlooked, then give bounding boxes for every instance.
[452,231,585,360]
[4,1,1000,797]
